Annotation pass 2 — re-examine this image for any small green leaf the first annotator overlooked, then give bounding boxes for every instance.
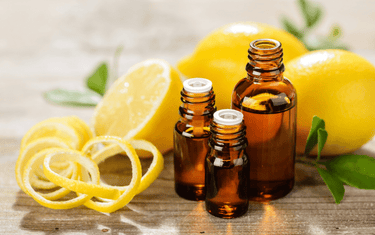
[304,116,325,156]
[309,6,322,28]
[324,155,375,189]
[316,167,345,204]
[299,0,309,18]
[86,63,108,96]
[317,128,328,161]
[281,17,304,39]
[44,89,101,107]
[330,25,342,38]
[299,0,323,28]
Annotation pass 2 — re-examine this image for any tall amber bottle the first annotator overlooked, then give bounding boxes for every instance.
[232,39,297,201]
[205,109,249,219]
[174,78,216,201]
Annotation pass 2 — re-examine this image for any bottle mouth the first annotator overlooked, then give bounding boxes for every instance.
[250,39,281,51]
[213,109,243,126]
[183,78,212,93]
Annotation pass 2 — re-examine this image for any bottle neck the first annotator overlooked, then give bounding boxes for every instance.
[209,121,247,151]
[178,88,216,138]
[179,89,216,118]
[246,39,285,82]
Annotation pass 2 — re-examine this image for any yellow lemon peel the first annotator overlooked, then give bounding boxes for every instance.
[88,139,164,195]
[16,117,163,213]
[22,148,92,209]
[15,137,72,194]
[79,136,143,213]
[43,148,122,200]
[30,161,75,190]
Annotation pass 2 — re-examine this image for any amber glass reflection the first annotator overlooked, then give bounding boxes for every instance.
[174,87,216,201]
[205,116,249,218]
[231,39,297,201]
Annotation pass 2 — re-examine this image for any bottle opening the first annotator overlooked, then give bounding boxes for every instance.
[183,78,212,93]
[251,39,281,50]
[214,109,243,126]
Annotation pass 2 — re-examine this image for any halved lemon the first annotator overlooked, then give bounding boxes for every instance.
[92,59,183,155]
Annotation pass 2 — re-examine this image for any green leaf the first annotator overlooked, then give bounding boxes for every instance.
[86,63,108,96]
[281,17,304,39]
[324,155,375,189]
[317,128,328,161]
[304,116,325,156]
[316,167,345,204]
[330,25,342,39]
[44,88,101,107]
[309,6,322,28]
[299,0,323,28]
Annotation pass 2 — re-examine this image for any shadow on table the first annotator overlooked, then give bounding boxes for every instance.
[12,193,140,234]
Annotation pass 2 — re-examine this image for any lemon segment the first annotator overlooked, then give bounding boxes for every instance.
[92,59,183,155]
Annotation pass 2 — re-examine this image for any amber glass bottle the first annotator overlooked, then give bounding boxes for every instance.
[174,78,216,201]
[205,109,249,219]
[232,39,297,201]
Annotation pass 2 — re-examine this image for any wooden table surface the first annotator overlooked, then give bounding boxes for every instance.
[1,1,375,234]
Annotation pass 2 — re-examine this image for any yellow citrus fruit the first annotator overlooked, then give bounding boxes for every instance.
[177,22,308,109]
[284,49,375,156]
[92,59,183,155]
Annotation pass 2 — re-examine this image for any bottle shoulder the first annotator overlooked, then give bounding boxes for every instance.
[232,76,296,113]
[233,76,296,94]
[174,121,210,138]
[206,148,249,168]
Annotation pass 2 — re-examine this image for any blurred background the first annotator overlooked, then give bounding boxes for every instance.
[1,0,375,138]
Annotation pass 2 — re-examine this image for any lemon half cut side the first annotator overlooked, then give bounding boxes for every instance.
[92,59,183,155]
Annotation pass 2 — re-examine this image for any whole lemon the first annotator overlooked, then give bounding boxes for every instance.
[285,49,375,156]
[177,22,308,109]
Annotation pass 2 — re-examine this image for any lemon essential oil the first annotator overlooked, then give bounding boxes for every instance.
[232,39,297,201]
[174,78,216,201]
[205,109,249,219]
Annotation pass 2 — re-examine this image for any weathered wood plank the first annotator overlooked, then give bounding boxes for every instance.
[0,151,374,234]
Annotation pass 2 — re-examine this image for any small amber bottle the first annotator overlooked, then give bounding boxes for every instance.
[232,39,297,201]
[174,78,216,201]
[205,109,249,219]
